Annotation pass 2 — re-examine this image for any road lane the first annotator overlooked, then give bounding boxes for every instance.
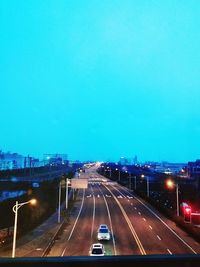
[29,167,200,257]
[89,184,115,256]
[61,186,93,256]
[96,184,144,255]
[112,183,200,254]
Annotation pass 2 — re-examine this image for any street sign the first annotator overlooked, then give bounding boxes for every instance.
[71,179,88,189]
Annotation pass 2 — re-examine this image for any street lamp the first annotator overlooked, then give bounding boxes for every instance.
[106,167,111,178]
[166,179,180,216]
[134,176,137,190]
[12,199,37,258]
[128,173,132,190]
[141,174,149,197]
[116,168,121,182]
[109,168,111,178]
[147,176,150,198]
[65,178,71,210]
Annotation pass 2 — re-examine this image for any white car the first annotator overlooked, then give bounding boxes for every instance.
[89,243,105,256]
[97,225,111,240]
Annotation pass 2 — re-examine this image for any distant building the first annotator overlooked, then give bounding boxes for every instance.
[187,160,200,177]
[133,155,138,165]
[43,154,68,165]
[119,157,130,165]
[145,161,187,175]
[0,150,42,170]
[0,151,24,170]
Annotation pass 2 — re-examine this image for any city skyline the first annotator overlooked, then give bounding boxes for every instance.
[1,1,200,162]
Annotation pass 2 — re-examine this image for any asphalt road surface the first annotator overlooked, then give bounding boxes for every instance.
[49,165,200,257]
[2,164,199,258]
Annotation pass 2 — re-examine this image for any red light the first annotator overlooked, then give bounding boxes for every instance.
[184,207,191,214]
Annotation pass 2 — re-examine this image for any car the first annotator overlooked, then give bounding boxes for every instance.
[97,225,111,240]
[89,243,105,256]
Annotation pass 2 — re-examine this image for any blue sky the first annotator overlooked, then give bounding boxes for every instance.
[1,0,200,162]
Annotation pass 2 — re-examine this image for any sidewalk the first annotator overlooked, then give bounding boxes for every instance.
[0,190,76,258]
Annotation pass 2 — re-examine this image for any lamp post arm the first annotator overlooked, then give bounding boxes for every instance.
[12,200,31,213]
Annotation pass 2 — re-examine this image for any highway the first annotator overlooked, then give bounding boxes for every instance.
[46,165,200,257]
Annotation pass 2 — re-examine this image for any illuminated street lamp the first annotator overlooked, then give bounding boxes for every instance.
[12,199,37,258]
[65,178,71,210]
[166,179,180,216]
[141,174,149,197]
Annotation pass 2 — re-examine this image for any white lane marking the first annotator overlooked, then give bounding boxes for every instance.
[67,190,85,242]
[134,207,137,210]
[87,194,91,198]
[143,218,146,222]
[105,194,111,198]
[61,189,85,256]
[102,194,117,255]
[157,235,161,241]
[91,194,96,239]
[36,248,42,251]
[167,249,172,255]
[117,195,123,198]
[97,194,100,198]
[149,225,153,230]
[104,185,146,255]
[120,187,197,254]
[114,188,127,198]
[138,212,141,215]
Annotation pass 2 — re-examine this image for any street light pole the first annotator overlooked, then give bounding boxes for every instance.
[12,199,36,258]
[166,179,180,217]
[118,170,121,182]
[129,173,131,190]
[12,201,18,258]
[58,181,61,223]
[65,178,68,210]
[134,176,137,190]
[176,183,180,216]
[147,176,150,198]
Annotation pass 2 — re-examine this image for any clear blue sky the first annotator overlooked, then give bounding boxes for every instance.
[1,0,200,162]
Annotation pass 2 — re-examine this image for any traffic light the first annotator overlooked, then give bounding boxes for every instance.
[184,207,191,223]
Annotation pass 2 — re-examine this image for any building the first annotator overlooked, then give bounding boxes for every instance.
[187,160,200,177]
[0,150,42,170]
[43,154,68,165]
[119,157,132,165]
[0,151,24,170]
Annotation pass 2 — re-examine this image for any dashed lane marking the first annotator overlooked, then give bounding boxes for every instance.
[167,249,172,255]
[157,235,161,241]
